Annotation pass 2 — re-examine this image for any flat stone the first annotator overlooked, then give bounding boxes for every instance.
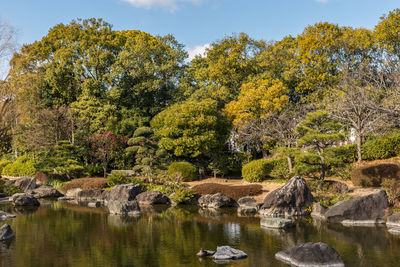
[212,246,247,263]
[0,211,16,221]
[275,242,344,267]
[260,217,293,229]
[0,224,14,241]
[324,190,388,224]
[341,219,385,226]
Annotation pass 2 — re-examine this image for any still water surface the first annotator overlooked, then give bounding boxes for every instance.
[0,201,400,267]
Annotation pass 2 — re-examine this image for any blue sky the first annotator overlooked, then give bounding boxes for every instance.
[1,0,400,60]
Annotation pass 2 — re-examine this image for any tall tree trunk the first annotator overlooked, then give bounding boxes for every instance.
[320,156,325,180]
[356,134,362,163]
[287,156,293,174]
[103,164,107,178]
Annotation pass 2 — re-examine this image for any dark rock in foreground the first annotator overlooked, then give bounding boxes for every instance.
[237,197,259,214]
[212,246,247,263]
[0,211,16,221]
[0,224,14,241]
[135,191,170,205]
[260,217,293,229]
[259,176,313,217]
[107,200,141,216]
[106,183,141,202]
[198,193,237,209]
[324,190,388,225]
[10,193,40,206]
[29,185,63,198]
[275,242,344,267]
[14,177,36,192]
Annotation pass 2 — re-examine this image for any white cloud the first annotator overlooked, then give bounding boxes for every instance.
[187,43,210,61]
[123,0,202,11]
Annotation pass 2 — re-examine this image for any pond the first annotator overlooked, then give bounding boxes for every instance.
[0,201,400,267]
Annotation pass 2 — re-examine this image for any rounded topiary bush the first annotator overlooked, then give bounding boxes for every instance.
[351,163,400,187]
[168,161,197,182]
[362,135,400,160]
[242,159,274,182]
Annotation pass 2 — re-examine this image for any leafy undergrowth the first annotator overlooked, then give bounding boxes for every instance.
[191,183,262,201]
[61,178,108,192]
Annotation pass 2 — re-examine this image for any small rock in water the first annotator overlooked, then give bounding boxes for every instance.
[88,201,101,208]
[275,242,344,267]
[0,211,16,221]
[260,217,293,229]
[212,246,247,262]
[196,248,215,257]
[10,193,40,206]
[0,224,14,241]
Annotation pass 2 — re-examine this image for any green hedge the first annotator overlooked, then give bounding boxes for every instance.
[362,135,400,160]
[242,158,290,182]
[1,156,36,177]
[168,161,197,182]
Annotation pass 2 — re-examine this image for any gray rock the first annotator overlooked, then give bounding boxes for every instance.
[212,246,247,262]
[311,203,327,220]
[88,201,101,208]
[76,189,104,201]
[10,193,40,206]
[260,217,293,229]
[324,190,388,224]
[259,176,313,217]
[0,211,16,221]
[275,242,344,267]
[14,177,36,192]
[198,193,237,209]
[387,212,400,228]
[106,183,141,202]
[65,188,82,198]
[0,224,14,241]
[29,185,63,198]
[237,197,259,214]
[196,248,215,257]
[135,191,170,205]
[58,196,74,201]
[107,200,141,216]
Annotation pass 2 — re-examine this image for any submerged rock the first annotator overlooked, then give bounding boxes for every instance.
[259,176,313,217]
[260,217,293,229]
[107,200,141,216]
[14,177,36,192]
[0,211,16,221]
[212,246,247,262]
[275,242,344,267]
[135,191,170,205]
[196,248,215,257]
[10,193,40,206]
[198,193,237,209]
[29,185,63,198]
[106,183,141,202]
[237,197,259,215]
[0,224,14,241]
[324,190,388,225]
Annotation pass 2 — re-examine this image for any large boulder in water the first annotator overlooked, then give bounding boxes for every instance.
[324,190,388,225]
[29,185,63,198]
[259,176,313,217]
[14,177,36,192]
[275,242,344,267]
[198,193,237,209]
[107,200,141,216]
[0,224,14,241]
[106,183,141,202]
[135,191,170,205]
[10,193,40,206]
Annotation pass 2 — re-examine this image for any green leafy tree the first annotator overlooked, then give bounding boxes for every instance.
[126,127,168,181]
[296,110,346,180]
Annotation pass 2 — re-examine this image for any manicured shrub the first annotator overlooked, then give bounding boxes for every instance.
[242,159,272,182]
[269,158,290,178]
[351,163,400,187]
[362,135,400,160]
[170,188,196,204]
[191,183,262,201]
[168,161,197,182]
[2,156,36,177]
[107,171,138,187]
[61,178,108,192]
[325,144,358,164]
